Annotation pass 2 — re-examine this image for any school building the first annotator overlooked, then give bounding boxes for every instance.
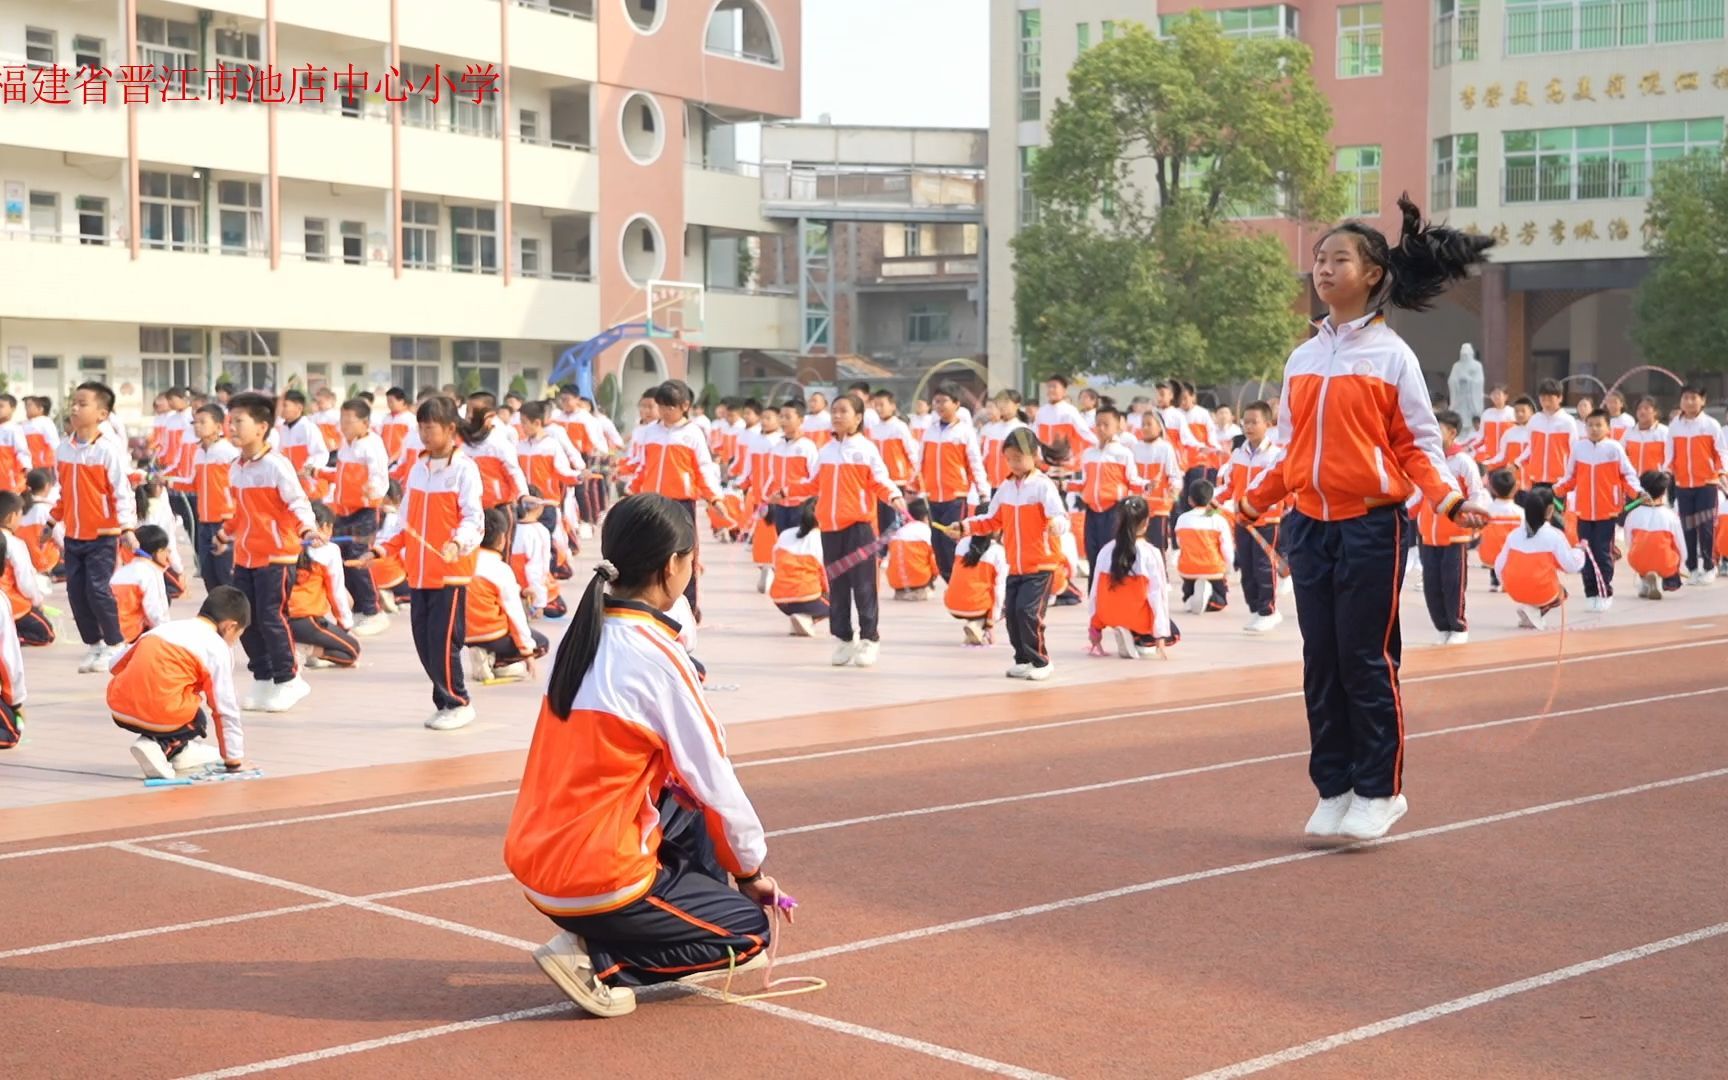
[988,1,1728,401]
[0,0,803,426]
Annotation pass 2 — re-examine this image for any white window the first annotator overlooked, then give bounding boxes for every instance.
[140,327,205,398]
[73,35,104,71]
[1338,4,1384,78]
[1431,134,1479,210]
[137,16,198,85]
[341,220,366,265]
[451,206,498,273]
[391,337,441,397]
[402,62,438,129]
[520,108,542,144]
[304,218,329,261]
[1018,11,1041,122]
[1018,146,1040,227]
[453,340,503,396]
[902,223,922,257]
[455,88,499,137]
[25,27,55,69]
[217,180,265,255]
[140,171,202,251]
[28,192,58,238]
[1433,0,1480,65]
[304,362,332,397]
[402,200,439,268]
[519,236,542,276]
[906,305,951,344]
[1337,145,1382,216]
[212,28,263,102]
[77,196,107,245]
[220,330,280,392]
[32,356,62,396]
[79,357,110,387]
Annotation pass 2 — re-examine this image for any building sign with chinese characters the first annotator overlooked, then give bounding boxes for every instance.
[0,63,502,107]
[1466,216,1649,250]
[1460,68,1728,111]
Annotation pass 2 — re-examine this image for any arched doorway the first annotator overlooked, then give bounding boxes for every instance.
[619,342,667,430]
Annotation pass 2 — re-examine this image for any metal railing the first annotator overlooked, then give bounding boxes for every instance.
[1432,9,1481,65]
[761,163,985,212]
[702,42,779,65]
[877,255,980,280]
[1502,159,1652,204]
[1428,170,1479,211]
[512,0,596,18]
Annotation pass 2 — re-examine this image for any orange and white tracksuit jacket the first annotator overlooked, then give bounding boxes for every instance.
[1477,498,1524,569]
[769,435,818,507]
[226,451,317,569]
[1070,442,1141,513]
[789,435,901,533]
[769,527,827,605]
[630,420,721,504]
[17,501,59,576]
[0,420,33,493]
[743,428,784,500]
[1667,414,1725,489]
[23,415,57,472]
[518,429,586,501]
[1622,423,1670,477]
[886,521,938,589]
[980,418,1029,488]
[510,521,554,611]
[1487,423,1531,486]
[1416,449,1486,545]
[1174,406,1219,472]
[802,409,833,447]
[1248,313,1463,523]
[310,409,342,457]
[466,424,529,510]
[376,451,484,589]
[1495,523,1585,606]
[1088,538,1172,639]
[379,409,415,464]
[1131,437,1184,515]
[467,549,535,652]
[108,616,243,763]
[1175,507,1234,580]
[505,600,766,916]
[918,419,990,504]
[54,433,138,540]
[173,438,239,525]
[1217,440,1287,524]
[391,423,424,486]
[1467,405,1516,464]
[551,408,605,459]
[962,470,1069,576]
[1519,411,1583,486]
[1624,504,1686,580]
[289,542,354,629]
[945,537,1008,620]
[871,416,918,489]
[275,415,325,494]
[369,509,408,591]
[1,530,46,620]
[0,596,24,709]
[1034,401,1097,466]
[1554,437,1640,522]
[321,431,390,518]
[112,558,170,642]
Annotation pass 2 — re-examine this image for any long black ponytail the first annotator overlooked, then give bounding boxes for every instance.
[1320,193,1497,313]
[1522,484,1556,537]
[961,532,995,568]
[1110,496,1150,581]
[546,492,696,720]
[0,490,17,577]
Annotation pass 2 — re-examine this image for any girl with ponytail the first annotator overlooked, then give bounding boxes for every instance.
[1085,496,1176,660]
[1238,194,1494,843]
[505,493,788,1020]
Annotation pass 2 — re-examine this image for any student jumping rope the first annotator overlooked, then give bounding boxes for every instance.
[1241,194,1492,843]
[504,493,789,1019]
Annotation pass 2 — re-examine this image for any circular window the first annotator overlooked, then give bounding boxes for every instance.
[620,215,666,286]
[619,91,665,165]
[623,0,666,34]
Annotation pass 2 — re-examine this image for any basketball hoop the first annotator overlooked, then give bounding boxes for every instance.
[647,280,706,345]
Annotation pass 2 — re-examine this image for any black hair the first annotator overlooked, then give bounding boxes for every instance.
[780,398,806,418]
[1318,193,1496,313]
[1243,400,1275,422]
[1524,483,1556,536]
[1434,408,1462,433]
[932,383,959,403]
[199,584,252,628]
[795,497,819,539]
[457,401,493,445]
[1188,478,1215,508]
[416,395,460,429]
[1488,468,1517,499]
[385,479,403,504]
[228,392,276,428]
[1640,470,1669,501]
[481,506,512,552]
[21,468,50,516]
[997,389,1023,406]
[1111,496,1151,581]
[961,531,995,568]
[1095,405,1123,424]
[1512,395,1537,411]
[1583,409,1610,427]
[1044,374,1071,389]
[845,380,871,395]
[283,389,308,407]
[467,391,498,411]
[653,380,694,412]
[559,384,581,399]
[76,380,116,415]
[1536,379,1563,399]
[741,397,763,413]
[874,390,897,407]
[135,523,170,557]
[1002,426,1067,471]
[386,386,409,404]
[1682,384,1707,399]
[830,393,865,437]
[638,389,658,403]
[196,403,225,425]
[342,398,371,422]
[906,497,930,523]
[1635,395,1657,412]
[0,491,21,537]
[546,493,697,721]
[519,400,548,424]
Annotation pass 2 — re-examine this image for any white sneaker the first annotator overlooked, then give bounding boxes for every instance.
[1704,567,1718,584]
[1112,628,1134,658]
[533,932,636,1018]
[961,619,986,646]
[94,645,119,673]
[494,661,528,681]
[294,643,316,667]
[468,647,497,684]
[306,655,337,669]
[76,645,105,674]
[1447,631,1469,645]
[577,523,594,540]
[378,590,399,614]
[1597,596,1613,612]
[1337,794,1409,841]
[351,612,390,637]
[1006,663,1032,679]
[1303,793,1354,837]
[1185,591,1206,615]
[789,613,815,637]
[426,704,475,731]
[1583,597,1601,614]
[170,741,222,775]
[242,678,274,710]
[1640,571,1661,600]
[130,737,174,780]
[830,641,857,667]
[756,565,773,594]
[1516,604,1547,630]
[1244,614,1279,634]
[1024,662,1053,682]
[1435,632,1454,646]
[1279,575,1294,596]
[262,677,311,713]
[853,640,880,668]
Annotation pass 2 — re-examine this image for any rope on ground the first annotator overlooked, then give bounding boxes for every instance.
[715,888,826,1004]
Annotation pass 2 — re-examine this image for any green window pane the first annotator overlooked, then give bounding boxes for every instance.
[1612,123,1648,147]
[1539,128,1574,152]
[1505,130,1537,153]
[1651,146,1683,163]
[1458,133,1479,155]
[1577,126,1611,149]
[1222,9,1250,32]
[1650,120,1686,144]
[1686,118,1723,143]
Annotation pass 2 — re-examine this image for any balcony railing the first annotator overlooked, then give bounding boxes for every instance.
[1428,170,1479,212]
[1502,160,1654,204]
[762,164,985,213]
[702,42,779,65]
[512,0,596,18]
[877,255,980,280]
[1432,9,1480,66]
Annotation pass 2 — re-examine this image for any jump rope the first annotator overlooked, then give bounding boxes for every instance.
[707,887,827,1004]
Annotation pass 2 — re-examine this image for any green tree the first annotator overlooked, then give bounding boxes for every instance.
[1633,147,1728,372]
[508,373,530,397]
[1013,17,1345,385]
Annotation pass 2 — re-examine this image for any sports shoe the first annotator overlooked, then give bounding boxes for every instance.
[378,590,399,614]
[294,643,316,667]
[756,565,773,594]
[1006,663,1032,679]
[1112,628,1135,659]
[242,678,274,711]
[1435,632,1454,646]
[1447,631,1469,645]
[577,523,594,540]
[494,661,529,681]
[1516,605,1546,630]
[306,655,337,669]
[130,737,174,781]
[1303,793,1354,837]
[961,620,986,646]
[789,613,815,637]
[468,647,497,684]
[170,741,222,775]
[1583,597,1602,614]
[1639,571,1661,600]
[830,641,857,667]
[533,932,636,1018]
[352,613,390,637]
[853,640,880,668]
[94,645,119,673]
[263,677,311,713]
[1704,567,1719,585]
[1024,662,1053,682]
[426,704,476,731]
[1597,597,1613,612]
[76,645,106,674]
[1185,591,1206,616]
[1244,614,1280,634]
[1337,794,1409,841]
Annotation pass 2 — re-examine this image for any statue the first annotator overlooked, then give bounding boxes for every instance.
[1447,343,1485,436]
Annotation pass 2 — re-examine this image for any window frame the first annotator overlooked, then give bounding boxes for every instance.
[452,339,504,396]
[219,330,281,393]
[140,326,206,398]
[450,205,499,274]
[216,179,266,256]
[1018,10,1042,123]
[25,26,56,69]
[76,195,108,245]
[402,199,441,269]
[1336,145,1383,217]
[1337,4,1384,79]
[391,337,442,397]
[905,305,952,345]
[140,170,203,252]
[304,217,330,262]
[28,191,59,239]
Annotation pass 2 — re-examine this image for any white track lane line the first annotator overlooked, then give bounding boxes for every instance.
[4,637,1718,865]
[11,685,1724,962]
[1185,920,1728,1079]
[142,765,1728,1080]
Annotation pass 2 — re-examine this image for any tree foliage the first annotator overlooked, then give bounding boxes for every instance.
[1013,17,1345,385]
[1633,148,1728,372]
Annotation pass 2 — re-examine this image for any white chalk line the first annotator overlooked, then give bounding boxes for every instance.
[1185,919,1728,1079]
[8,684,1721,964]
[3,638,1717,867]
